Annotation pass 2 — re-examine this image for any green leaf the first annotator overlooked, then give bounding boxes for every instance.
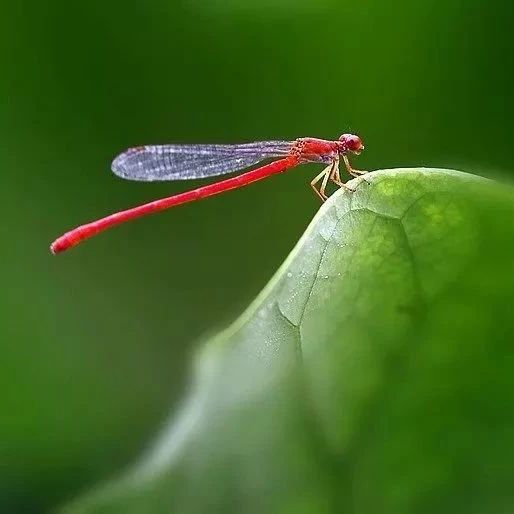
[65,168,514,514]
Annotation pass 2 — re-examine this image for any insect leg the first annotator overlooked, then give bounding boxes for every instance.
[342,155,370,184]
[330,158,355,191]
[310,162,334,202]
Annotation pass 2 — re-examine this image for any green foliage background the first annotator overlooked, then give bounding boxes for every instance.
[1,1,514,512]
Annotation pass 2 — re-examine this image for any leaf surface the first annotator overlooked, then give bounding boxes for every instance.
[66,169,514,514]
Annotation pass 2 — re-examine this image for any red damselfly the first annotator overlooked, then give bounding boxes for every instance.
[50,134,365,254]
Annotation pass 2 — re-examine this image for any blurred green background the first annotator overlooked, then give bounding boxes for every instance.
[2,0,513,512]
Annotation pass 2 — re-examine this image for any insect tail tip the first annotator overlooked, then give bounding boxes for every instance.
[50,239,62,255]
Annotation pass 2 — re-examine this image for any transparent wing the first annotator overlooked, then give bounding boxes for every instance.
[111,141,293,181]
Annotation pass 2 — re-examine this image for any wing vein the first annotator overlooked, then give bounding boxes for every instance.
[111,141,293,181]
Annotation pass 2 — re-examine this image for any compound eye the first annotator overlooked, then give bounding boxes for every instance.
[349,135,363,151]
[339,133,364,153]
